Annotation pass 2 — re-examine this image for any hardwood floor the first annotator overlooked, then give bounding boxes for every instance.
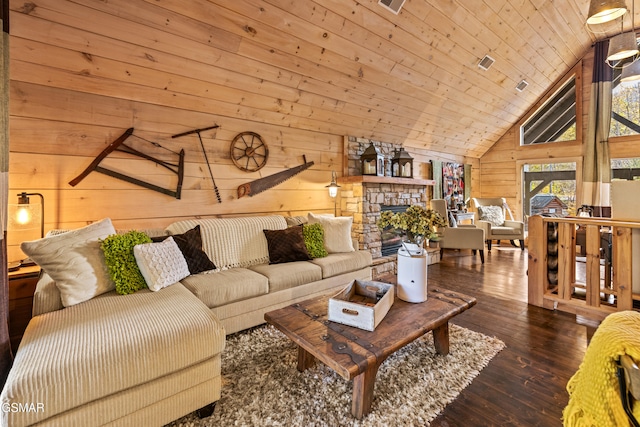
[382,244,588,427]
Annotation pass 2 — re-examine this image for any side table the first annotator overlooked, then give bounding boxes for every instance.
[453,211,475,225]
[8,265,40,353]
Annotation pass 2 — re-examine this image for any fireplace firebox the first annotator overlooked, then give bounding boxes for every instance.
[380,205,410,256]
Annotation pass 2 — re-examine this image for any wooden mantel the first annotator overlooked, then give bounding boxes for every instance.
[337,176,436,186]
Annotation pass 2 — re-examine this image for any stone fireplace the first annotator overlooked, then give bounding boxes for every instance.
[337,136,439,278]
[337,175,438,278]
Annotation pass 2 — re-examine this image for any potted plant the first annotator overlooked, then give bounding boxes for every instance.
[377,205,447,249]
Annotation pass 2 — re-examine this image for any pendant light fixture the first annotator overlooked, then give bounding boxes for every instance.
[607,31,639,62]
[588,0,628,25]
[606,0,638,64]
[611,0,640,78]
[621,58,640,81]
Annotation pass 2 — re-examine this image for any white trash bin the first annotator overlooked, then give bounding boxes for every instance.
[396,242,428,303]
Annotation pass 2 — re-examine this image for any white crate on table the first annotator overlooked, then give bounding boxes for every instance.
[328,280,394,331]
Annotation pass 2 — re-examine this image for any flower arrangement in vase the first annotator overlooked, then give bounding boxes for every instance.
[377,205,447,248]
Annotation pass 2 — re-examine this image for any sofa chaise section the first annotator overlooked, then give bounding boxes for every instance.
[2,283,224,427]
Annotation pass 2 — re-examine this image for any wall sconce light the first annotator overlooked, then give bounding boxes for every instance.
[8,192,45,239]
[325,171,341,215]
[391,147,414,178]
[360,142,384,176]
[326,171,340,198]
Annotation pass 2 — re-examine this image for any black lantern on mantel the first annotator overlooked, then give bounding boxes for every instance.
[360,142,384,176]
[391,147,414,178]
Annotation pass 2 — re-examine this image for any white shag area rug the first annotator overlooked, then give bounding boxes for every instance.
[167,323,504,427]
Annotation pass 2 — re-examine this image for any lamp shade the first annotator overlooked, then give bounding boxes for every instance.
[587,0,628,25]
[607,31,639,61]
[621,59,640,81]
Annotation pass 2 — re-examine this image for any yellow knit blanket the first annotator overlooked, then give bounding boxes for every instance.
[563,310,640,427]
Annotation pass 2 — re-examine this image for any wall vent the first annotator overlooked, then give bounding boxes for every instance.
[378,0,406,14]
[516,80,529,92]
[478,55,495,71]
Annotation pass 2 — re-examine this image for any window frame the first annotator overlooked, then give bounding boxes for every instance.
[518,62,583,147]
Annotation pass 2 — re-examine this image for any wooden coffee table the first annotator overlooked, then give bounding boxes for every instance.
[264,286,476,419]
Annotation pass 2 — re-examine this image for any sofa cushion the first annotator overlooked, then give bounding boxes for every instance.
[248,262,323,292]
[152,225,216,274]
[307,213,355,253]
[167,216,287,269]
[20,218,116,307]
[180,268,269,308]
[101,230,152,295]
[2,284,224,426]
[263,226,312,264]
[309,251,373,279]
[134,237,190,291]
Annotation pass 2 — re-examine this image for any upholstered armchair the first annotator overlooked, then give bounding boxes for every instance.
[471,197,525,251]
[430,199,485,263]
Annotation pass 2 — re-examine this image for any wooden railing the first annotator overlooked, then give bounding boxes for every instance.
[528,215,640,322]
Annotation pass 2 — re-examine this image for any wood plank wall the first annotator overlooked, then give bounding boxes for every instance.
[5,1,476,261]
[478,48,640,220]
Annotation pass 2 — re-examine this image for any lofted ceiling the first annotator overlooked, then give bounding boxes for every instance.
[12,0,638,160]
[184,0,635,159]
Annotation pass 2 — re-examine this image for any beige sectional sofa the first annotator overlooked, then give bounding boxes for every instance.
[1,214,372,426]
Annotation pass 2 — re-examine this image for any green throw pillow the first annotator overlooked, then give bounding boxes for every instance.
[101,231,152,295]
[302,223,328,258]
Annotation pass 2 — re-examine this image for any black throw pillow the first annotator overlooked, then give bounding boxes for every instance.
[263,226,312,264]
[153,225,216,274]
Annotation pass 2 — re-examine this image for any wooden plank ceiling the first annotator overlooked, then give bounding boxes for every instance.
[13,0,633,159]
[168,0,624,158]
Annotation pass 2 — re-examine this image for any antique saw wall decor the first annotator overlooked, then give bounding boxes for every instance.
[237,155,314,198]
[69,127,185,199]
[230,131,268,172]
[171,125,222,203]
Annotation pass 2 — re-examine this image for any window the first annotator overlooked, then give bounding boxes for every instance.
[521,76,577,145]
[610,71,640,137]
[523,162,576,216]
[611,157,640,180]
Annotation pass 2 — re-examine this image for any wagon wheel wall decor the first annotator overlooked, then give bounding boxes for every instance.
[230,132,269,172]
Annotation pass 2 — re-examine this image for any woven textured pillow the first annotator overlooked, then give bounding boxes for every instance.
[134,237,190,292]
[263,226,312,264]
[478,205,505,227]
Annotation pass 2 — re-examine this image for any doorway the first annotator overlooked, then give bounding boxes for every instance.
[522,162,577,219]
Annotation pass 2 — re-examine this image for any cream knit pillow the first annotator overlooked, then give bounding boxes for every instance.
[307,213,354,253]
[134,237,190,292]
